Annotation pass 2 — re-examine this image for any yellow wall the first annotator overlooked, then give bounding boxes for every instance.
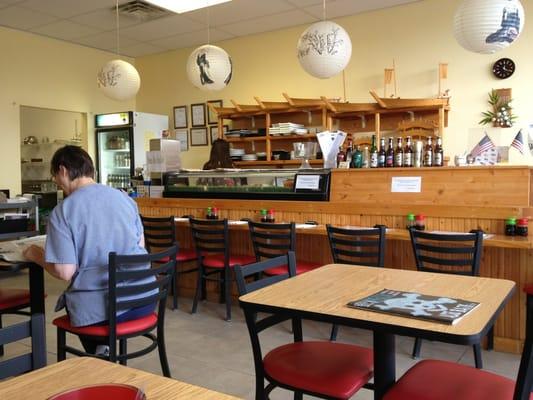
[0,26,135,195]
[136,0,533,168]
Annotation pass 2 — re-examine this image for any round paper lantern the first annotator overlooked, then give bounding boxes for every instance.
[97,59,141,101]
[453,0,525,54]
[296,20,352,79]
[186,45,232,91]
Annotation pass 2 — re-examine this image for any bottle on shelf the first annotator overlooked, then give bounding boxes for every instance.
[385,137,394,168]
[403,136,413,167]
[336,146,346,167]
[345,138,353,164]
[362,146,370,168]
[414,141,423,168]
[378,138,386,168]
[394,137,403,167]
[206,207,219,220]
[350,145,363,168]
[423,137,433,167]
[369,135,378,168]
[434,136,444,167]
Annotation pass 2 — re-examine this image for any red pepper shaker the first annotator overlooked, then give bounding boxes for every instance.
[266,209,275,223]
[415,214,426,231]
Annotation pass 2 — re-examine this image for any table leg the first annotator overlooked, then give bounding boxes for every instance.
[28,264,46,369]
[373,331,395,400]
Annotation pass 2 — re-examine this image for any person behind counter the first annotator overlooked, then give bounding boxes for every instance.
[23,145,155,355]
[203,138,235,170]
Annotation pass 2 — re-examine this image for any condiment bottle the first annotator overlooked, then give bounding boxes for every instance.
[505,218,516,236]
[406,213,416,230]
[415,214,426,231]
[206,207,213,219]
[517,218,528,237]
[260,209,268,222]
[266,209,275,223]
[212,207,219,219]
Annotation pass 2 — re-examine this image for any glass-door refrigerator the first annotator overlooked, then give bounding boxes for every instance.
[95,111,168,188]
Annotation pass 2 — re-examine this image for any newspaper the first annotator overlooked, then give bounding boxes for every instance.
[0,235,46,262]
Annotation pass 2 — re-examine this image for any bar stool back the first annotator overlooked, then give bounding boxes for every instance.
[248,221,321,275]
[140,215,197,310]
[189,218,255,321]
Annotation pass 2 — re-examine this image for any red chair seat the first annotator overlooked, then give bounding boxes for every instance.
[383,359,532,400]
[176,248,197,262]
[52,313,157,337]
[202,254,256,269]
[524,284,533,295]
[265,260,321,276]
[264,341,373,399]
[0,288,30,311]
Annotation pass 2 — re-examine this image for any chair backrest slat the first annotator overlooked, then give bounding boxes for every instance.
[140,215,177,253]
[326,224,386,267]
[409,229,483,276]
[189,218,229,258]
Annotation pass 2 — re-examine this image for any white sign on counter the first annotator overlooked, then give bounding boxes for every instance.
[391,176,422,193]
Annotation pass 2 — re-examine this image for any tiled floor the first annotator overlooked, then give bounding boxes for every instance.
[0,269,522,399]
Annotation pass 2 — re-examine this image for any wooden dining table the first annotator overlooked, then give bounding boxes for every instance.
[0,357,242,399]
[239,263,516,400]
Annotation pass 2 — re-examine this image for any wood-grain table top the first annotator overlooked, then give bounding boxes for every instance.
[239,264,516,339]
[0,358,241,400]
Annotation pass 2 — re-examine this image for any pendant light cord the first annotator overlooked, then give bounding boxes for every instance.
[207,4,210,45]
[322,0,326,21]
[115,0,120,56]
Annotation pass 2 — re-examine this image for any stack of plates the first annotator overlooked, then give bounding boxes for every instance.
[242,154,258,161]
[229,148,245,157]
[270,122,306,136]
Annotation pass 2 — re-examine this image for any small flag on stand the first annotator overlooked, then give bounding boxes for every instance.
[470,132,495,158]
[511,129,525,154]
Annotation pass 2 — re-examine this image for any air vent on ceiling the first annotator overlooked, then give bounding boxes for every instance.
[117,0,171,21]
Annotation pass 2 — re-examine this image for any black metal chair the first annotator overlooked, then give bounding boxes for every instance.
[189,218,255,321]
[383,284,533,400]
[235,252,374,399]
[409,228,489,369]
[140,215,197,310]
[248,221,321,275]
[326,224,387,341]
[53,245,177,377]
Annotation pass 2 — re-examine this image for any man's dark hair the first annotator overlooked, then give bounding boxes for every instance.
[50,145,95,180]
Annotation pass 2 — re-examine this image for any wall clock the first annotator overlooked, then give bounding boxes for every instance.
[492,58,515,79]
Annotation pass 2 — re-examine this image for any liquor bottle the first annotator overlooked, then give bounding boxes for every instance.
[423,137,433,167]
[394,137,403,167]
[378,138,386,168]
[369,135,378,168]
[385,137,394,168]
[350,145,363,168]
[362,146,370,168]
[403,136,413,167]
[345,139,353,164]
[434,136,444,167]
[336,146,346,167]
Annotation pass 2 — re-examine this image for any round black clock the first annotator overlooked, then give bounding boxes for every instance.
[492,58,515,79]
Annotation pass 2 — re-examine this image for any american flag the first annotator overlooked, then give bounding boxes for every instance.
[470,133,495,158]
[511,129,525,154]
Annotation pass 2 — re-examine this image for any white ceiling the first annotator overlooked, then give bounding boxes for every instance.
[0,0,422,57]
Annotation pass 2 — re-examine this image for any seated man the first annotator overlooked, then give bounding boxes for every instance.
[24,145,154,355]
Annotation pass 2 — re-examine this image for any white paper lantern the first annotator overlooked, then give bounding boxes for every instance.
[453,0,524,54]
[97,59,140,101]
[186,45,232,91]
[296,21,352,79]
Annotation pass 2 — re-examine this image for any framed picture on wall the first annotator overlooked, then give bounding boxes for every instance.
[210,125,228,144]
[175,128,189,151]
[173,105,188,128]
[191,103,206,127]
[207,100,223,125]
[190,127,208,146]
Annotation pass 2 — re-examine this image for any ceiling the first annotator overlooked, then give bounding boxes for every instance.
[0,0,421,57]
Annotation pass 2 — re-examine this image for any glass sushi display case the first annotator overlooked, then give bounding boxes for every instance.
[163,169,331,201]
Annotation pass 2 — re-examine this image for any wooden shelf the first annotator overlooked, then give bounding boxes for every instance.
[269,134,317,141]
[226,136,266,143]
